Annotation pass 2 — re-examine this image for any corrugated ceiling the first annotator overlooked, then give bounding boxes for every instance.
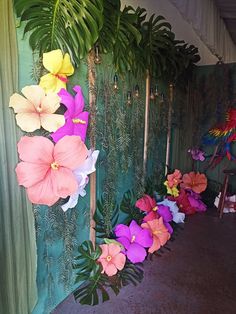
[215,0,236,44]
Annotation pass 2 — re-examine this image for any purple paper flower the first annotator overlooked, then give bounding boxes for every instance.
[114,220,153,263]
[187,190,207,212]
[188,148,205,161]
[156,204,173,234]
[51,85,89,143]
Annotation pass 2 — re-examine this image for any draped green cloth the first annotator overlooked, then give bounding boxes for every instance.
[0,1,37,313]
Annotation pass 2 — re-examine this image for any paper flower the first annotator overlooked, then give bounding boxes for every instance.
[158,199,185,223]
[180,172,207,193]
[114,220,153,263]
[51,86,89,143]
[167,169,182,188]
[9,85,64,132]
[61,150,99,211]
[169,189,196,215]
[97,243,126,276]
[39,49,74,93]
[141,218,171,253]
[15,135,88,206]
[187,191,207,212]
[135,194,158,221]
[164,181,180,197]
[188,148,205,161]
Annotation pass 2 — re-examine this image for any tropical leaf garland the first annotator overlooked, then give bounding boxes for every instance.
[14,0,104,65]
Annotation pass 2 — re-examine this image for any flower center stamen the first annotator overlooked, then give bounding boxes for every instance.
[153,230,162,235]
[131,235,136,243]
[51,161,59,170]
[36,106,42,113]
[72,118,86,124]
[54,74,68,83]
[106,255,112,262]
[152,206,158,212]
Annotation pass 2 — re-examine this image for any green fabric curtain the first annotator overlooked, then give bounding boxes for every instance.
[0,1,37,313]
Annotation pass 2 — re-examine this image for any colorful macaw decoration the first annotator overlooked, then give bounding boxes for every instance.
[203,107,236,167]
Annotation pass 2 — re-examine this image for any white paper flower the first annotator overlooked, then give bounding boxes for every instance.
[158,199,185,223]
[61,149,99,211]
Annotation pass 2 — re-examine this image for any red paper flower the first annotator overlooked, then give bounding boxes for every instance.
[168,189,196,215]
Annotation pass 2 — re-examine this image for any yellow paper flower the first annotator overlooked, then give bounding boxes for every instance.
[164,181,179,197]
[39,49,74,93]
[9,85,65,132]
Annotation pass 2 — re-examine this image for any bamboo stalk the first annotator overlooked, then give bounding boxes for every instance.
[165,83,174,176]
[143,69,150,177]
[87,50,96,246]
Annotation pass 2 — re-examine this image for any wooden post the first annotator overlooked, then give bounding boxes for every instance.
[143,69,150,177]
[165,83,174,176]
[88,50,96,246]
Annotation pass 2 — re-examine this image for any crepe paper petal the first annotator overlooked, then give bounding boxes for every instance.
[15,162,49,188]
[164,222,173,234]
[42,49,63,74]
[115,224,131,240]
[51,85,89,143]
[17,136,54,164]
[98,244,126,276]
[127,243,147,263]
[116,236,131,250]
[61,150,99,211]
[135,229,153,247]
[167,169,182,188]
[135,194,156,212]
[158,199,185,223]
[129,220,143,237]
[149,236,161,254]
[143,211,159,222]
[9,93,36,113]
[15,135,88,206]
[53,135,88,170]
[15,113,41,132]
[157,205,173,222]
[103,238,124,250]
[39,50,74,93]
[9,85,64,132]
[164,181,180,197]
[188,148,205,161]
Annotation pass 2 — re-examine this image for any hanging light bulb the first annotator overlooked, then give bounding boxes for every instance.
[150,87,155,100]
[127,91,132,105]
[113,74,118,91]
[154,84,159,97]
[94,45,102,64]
[134,84,140,98]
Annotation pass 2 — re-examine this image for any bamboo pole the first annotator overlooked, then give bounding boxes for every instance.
[87,50,97,246]
[165,83,174,176]
[143,69,150,177]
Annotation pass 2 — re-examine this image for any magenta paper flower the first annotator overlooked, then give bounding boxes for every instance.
[188,148,205,161]
[51,85,89,143]
[114,220,153,263]
[187,191,207,212]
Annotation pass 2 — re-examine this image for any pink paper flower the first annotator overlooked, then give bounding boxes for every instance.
[97,243,126,276]
[141,218,171,253]
[51,86,89,143]
[15,135,88,206]
[167,169,182,188]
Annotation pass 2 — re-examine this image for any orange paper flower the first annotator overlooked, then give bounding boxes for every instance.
[98,243,126,276]
[180,172,207,194]
[141,218,170,253]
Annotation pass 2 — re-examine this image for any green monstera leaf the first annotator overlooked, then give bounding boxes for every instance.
[14,0,104,65]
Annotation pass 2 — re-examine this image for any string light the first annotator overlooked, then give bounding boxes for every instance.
[154,84,159,97]
[113,74,118,91]
[134,84,140,98]
[150,87,155,100]
[94,45,101,64]
[127,91,132,105]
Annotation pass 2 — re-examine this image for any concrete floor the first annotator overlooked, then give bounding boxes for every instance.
[53,209,236,314]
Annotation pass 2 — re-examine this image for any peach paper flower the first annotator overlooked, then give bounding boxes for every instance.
[180,172,207,194]
[98,243,126,276]
[141,217,170,253]
[15,135,88,206]
[9,85,64,132]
